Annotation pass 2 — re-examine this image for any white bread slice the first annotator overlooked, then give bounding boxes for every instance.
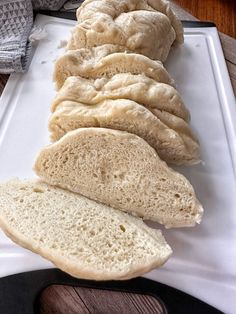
[51,74,190,122]
[48,99,200,165]
[34,128,203,228]
[68,0,183,61]
[0,179,172,280]
[53,46,173,90]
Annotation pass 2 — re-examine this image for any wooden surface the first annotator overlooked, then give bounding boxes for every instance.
[39,285,164,314]
[173,0,236,39]
[0,74,8,94]
[0,2,235,313]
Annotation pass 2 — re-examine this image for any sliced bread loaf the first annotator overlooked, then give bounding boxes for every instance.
[48,99,200,165]
[34,128,203,228]
[0,179,172,280]
[53,47,173,90]
[51,74,189,122]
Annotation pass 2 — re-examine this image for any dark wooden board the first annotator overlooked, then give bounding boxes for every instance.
[39,285,164,314]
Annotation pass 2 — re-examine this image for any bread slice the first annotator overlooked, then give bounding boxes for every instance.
[0,179,172,280]
[68,0,183,61]
[34,128,203,228]
[53,46,173,90]
[51,74,189,122]
[48,99,200,165]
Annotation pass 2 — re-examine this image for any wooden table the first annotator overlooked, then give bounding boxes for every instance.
[172,0,236,94]
[174,0,236,39]
[0,2,235,313]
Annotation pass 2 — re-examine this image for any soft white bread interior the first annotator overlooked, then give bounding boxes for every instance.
[67,0,183,61]
[48,99,200,165]
[53,47,173,90]
[51,74,189,122]
[34,128,203,228]
[0,179,172,280]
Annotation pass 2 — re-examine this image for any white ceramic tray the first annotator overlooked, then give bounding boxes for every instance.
[0,14,236,314]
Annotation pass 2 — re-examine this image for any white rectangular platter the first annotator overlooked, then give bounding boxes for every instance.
[0,14,236,314]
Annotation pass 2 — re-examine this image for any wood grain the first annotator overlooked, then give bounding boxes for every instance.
[0,75,9,95]
[39,285,165,314]
[170,1,236,96]
[173,0,236,39]
[226,60,236,93]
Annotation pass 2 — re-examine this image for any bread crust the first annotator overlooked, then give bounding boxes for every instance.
[51,74,189,122]
[53,46,174,90]
[67,0,183,61]
[48,99,199,165]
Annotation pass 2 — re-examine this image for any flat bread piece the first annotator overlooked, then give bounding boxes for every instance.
[51,74,190,122]
[48,99,200,165]
[34,128,203,228]
[67,0,183,61]
[53,46,173,90]
[0,179,172,280]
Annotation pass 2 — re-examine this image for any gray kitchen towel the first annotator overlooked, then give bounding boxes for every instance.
[32,0,67,10]
[0,0,68,73]
[0,0,33,73]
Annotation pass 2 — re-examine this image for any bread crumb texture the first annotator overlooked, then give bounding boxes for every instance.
[0,179,172,280]
[35,128,203,228]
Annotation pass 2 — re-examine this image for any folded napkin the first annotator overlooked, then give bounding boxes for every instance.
[0,0,67,74]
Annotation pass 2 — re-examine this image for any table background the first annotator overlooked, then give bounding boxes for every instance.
[174,0,236,39]
[0,1,235,313]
